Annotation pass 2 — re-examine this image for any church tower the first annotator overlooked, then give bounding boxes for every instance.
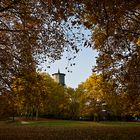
[52,69,65,86]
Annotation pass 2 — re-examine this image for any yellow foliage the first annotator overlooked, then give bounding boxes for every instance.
[84,14,97,25]
[15,22,24,30]
[92,27,107,48]
[136,38,140,46]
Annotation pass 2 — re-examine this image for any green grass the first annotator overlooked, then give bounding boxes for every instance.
[19,120,90,126]
[99,121,140,127]
[1,120,140,140]
[16,119,140,127]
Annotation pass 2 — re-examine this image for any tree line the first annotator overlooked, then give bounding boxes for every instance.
[0,72,139,121]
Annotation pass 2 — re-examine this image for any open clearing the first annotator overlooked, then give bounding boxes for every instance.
[0,120,140,140]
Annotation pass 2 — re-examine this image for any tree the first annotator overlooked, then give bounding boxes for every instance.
[11,72,68,120]
[76,0,140,116]
[0,0,90,96]
[41,73,66,118]
[0,1,61,93]
[64,87,80,119]
[0,93,14,120]
[123,54,140,117]
[76,73,122,120]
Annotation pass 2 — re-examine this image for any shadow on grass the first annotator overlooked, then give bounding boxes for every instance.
[0,120,140,140]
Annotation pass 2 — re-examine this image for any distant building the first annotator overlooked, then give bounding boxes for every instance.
[52,69,65,86]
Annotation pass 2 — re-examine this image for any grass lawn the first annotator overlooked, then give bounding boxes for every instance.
[0,120,140,140]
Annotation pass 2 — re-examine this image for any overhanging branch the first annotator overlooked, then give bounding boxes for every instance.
[0,0,22,13]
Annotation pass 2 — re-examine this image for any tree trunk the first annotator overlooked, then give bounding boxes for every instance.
[35,108,39,120]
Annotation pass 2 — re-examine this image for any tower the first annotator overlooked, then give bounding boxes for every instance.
[52,69,65,86]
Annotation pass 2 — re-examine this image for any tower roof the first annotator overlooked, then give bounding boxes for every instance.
[52,69,66,86]
[52,69,65,76]
[58,69,60,73]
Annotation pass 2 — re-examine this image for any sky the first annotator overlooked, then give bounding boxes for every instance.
[43,18,98,88]
[45,47,98,88]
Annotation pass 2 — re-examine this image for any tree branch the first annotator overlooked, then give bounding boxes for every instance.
[0,0,22,13]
